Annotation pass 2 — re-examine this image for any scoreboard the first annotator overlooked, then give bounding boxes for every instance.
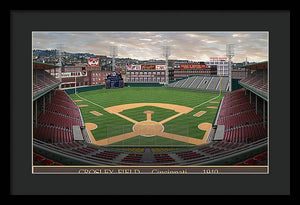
[105,72,124,89]
[179,64,207,69]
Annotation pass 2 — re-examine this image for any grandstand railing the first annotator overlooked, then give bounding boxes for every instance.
[239,81,268,101]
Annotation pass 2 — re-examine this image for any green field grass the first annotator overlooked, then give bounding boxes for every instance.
[120,106,178,122]
[69,87,224,146]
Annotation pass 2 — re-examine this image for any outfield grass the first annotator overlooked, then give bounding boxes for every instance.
[69,87,224,145]
[120,106,178,122]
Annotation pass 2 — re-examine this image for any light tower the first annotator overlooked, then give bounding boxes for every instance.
[162,45,171,84]
[110,46,118,72]
[56,44,64,89]
[226,44,234,92]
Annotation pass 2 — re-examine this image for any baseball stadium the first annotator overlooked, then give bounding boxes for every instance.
[32,58,268,167]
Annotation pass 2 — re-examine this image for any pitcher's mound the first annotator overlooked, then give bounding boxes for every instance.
[133,121,164,137]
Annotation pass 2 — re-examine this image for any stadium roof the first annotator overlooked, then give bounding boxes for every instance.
[33,61,59,70]
[237,61,268,70]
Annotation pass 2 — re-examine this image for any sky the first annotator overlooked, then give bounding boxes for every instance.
[32,32,268,63]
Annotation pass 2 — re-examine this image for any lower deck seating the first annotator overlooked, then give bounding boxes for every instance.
[33,152,63,165]
[54,141,84,149]
[33,124,73,143]
[72,146,98,155]
[154,154,175,163]
[176,151,205,160]
[34,90,83,144]
[121,154,143,163]
[236,152,267,165]
[91,151,120,160]
[217,88,267,143]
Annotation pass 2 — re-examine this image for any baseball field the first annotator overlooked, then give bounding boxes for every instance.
[69,87,224,146]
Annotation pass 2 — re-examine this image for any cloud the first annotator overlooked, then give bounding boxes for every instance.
[32,32,268,62]
[232,33,250,38]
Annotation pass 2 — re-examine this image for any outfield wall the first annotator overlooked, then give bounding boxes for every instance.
[232,79,243,91]
[125,83,164,87]
[62,77,237,95]
[64,84,105,94]
[63,83,164,94]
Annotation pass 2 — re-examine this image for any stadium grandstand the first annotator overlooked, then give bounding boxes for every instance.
[33,61,268,166]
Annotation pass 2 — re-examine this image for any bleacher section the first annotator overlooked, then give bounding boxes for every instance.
[189,76,204,89]
[169,76,229,91]
[34,90,83,144]
[180,76,197,88]
[33,69,60,97]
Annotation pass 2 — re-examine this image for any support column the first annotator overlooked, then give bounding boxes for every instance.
[35,100,38,127]
[35,69,37,83]
[49,91,51,104]
[43,95,45,114]
[249,91,251,104]
[256,95,258,114]
[263,100,266,128]
[263,69,266,85]
[75,72,77,94]
[256,70,258,81]
[228,60,232,92]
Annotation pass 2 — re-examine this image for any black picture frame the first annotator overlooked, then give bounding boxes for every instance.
[10,10,291,195]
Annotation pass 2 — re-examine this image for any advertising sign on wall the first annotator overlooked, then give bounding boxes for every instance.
[126,65,142,70]
[88,58,99,67]
[51,71,87,78]
[141,64,156,70]
[155,65,167,70]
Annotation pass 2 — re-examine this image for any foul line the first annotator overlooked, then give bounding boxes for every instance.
[192,94,221,109]
[75,93,106,109]
[192,76,224,109]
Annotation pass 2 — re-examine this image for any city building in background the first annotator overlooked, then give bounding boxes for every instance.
[172,62,217,80]
[89,70,112,85]
[207,57,229,76]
